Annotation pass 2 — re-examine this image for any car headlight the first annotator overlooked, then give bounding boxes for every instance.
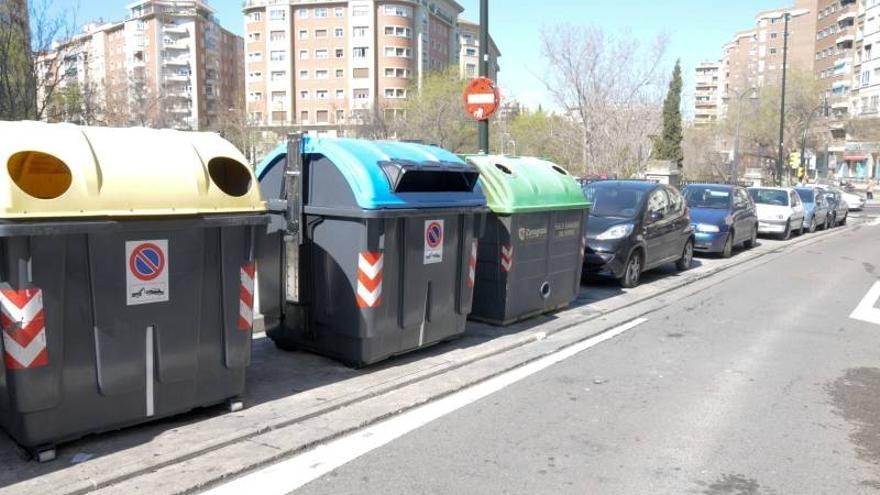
[595,223,634,240]
[695,223,720,233]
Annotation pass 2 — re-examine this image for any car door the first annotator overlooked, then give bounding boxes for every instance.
[643,187,672,267]
[665,186,691,259]
[733,188,756,243]
[789,190,804,227]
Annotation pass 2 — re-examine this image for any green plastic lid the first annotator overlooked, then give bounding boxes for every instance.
[466,155,590,214]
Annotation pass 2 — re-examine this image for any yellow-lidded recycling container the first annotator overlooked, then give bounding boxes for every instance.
[0,122,266,461]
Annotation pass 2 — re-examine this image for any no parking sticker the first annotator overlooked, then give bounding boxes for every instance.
[424,220,444,264]
[126,240,169,305]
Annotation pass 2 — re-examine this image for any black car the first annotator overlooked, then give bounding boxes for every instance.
[582,181,695,288]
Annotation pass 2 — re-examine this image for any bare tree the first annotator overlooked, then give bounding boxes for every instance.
[0,0,77,121]
[539,25,669,176]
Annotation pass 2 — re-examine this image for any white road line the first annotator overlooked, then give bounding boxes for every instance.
[203,317,649,495]
[850,282,880,326]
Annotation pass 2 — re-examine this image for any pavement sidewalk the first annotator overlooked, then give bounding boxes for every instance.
[0,224,857,495]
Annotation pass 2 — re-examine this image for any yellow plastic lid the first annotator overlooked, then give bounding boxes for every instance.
[0,121,265,219]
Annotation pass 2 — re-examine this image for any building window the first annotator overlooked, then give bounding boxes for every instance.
[298,8,309,19]
[300,110,309,123]
[300,90,309,99]
[336,109,345,121]
[315,29,328,38]
[770,48,777,55]
[316,110,329,123]
[465,48,477,56]
[384,26,412,38]
[384,46,411,58]
[384,5,410,17]
[384,88,406,98]
[248,52,262,60]
[316,90,328,99]
[353,67,369,78]
[335,28,344,37]
[315,8,328,18]
[248,91,263,101]
[315,49,328,59]
[248,32,261,41]
[336,69,345,78]
[271,71,286,81]
[270,9,286,21]
[249,12,261,22]
[299,49,309,60]
[352,7,368,16]
[271,111,285,123]
[271,91,286,103]
[353,26,368,37]
[299,30,308,40]
[335,7,344,18]
[465,63,476,77]
[353,47,368,58]
[316,69,328,79]
[336,89,344,99]
[354,88,369,99]
[248,71,263,80]
[335,48,344,58]
[299,69,309,79]
[270,31,285,41]
[270,50,286,61]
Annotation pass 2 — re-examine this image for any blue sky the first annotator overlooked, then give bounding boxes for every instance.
[53,0,785,110]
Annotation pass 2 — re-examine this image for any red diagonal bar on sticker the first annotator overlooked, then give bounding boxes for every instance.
[357,251,384,308]
[239,262,256,331]
[0,288,48,370]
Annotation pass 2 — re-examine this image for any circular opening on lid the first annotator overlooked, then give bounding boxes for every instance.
[551,165,569,176]
[208,157,252,197]
[495,163,513,175]
[7,151,73,199]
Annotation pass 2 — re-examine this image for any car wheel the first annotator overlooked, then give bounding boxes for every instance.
[824,215,832,230]
[841,213,848,226]
[676,239,694,271]
[620,251,642,289]
[721,232,734,259]
[781,222,791,241]
[808,218,817,234]
[744,224,758,249]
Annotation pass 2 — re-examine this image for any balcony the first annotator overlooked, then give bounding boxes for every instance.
[837,34,855,48]
[164,74,190,82]
[838,11,856,26]
[162,57,190,66]
[163,25,188,35]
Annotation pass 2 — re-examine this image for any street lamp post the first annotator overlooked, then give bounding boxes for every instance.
[478,0,489,153]
[776,12,791,187]
[729,87,758,185]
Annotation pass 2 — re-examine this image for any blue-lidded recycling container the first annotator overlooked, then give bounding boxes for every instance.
[256,136,487,367]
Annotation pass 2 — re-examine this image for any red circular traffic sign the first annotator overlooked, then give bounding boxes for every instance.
[463,77,501,121]
[426,222,443,248]
[129,243,166,281]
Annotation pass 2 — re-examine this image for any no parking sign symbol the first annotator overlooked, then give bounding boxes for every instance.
[424,220,444,265]
[126,240,170,305]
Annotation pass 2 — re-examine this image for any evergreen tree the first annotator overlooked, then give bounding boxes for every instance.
[652,60,684,168]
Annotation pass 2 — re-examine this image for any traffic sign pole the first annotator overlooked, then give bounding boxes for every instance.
[479,0,489,153]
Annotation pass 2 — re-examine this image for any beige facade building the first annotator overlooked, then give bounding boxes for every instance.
[694,62,722,126]
[815,0,858,118]
[38,0,243,130]
[242,0,464,133]
[457,18,499,81]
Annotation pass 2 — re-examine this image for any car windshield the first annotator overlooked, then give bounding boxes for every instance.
[749,189,789,206]
[585,184,646,219]
[684,186,731,209]
[796,189,814,203]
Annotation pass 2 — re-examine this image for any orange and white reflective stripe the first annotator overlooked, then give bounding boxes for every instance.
[0,288,48,370]
[357,252,383,309]
[467,240,478,288]
[500,245,513,273]
[239,262,256,331]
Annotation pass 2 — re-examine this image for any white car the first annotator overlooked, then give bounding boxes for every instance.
[747,187,806,240]
[841,190,867,211]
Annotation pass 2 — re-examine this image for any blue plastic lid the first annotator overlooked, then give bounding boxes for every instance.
[256,137,486,210]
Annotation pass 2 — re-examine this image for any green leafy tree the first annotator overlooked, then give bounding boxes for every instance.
[652,59,683,168]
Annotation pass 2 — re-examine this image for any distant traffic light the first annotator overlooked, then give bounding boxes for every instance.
[789,152,801,169]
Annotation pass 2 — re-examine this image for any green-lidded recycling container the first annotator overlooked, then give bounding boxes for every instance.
[0,121,266,460]
[465,155,591,325]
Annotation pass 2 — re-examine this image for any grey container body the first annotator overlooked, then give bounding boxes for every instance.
[471,210,588,326]
[0,215,262,452]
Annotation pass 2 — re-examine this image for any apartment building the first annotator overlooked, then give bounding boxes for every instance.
[38,0,243,130]
[717,1,816,117]
[815,0,858,118]
[694,62,722,126]
[851,0,880,116]
[458,18,500,80]
[242,0,464,133]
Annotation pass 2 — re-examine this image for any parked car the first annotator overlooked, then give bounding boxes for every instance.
[682,184,758,258]
[795,187,832,232]
[842,190,867,210]
[747,187,805,240]
[583,180,695,288]
[805,184,848,226]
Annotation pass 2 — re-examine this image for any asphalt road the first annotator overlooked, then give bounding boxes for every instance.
[294,207,880,495]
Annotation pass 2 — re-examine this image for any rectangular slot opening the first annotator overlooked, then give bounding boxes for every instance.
[379,160,480,193]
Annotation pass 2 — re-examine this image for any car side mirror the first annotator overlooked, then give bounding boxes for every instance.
[649,210,664,222]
